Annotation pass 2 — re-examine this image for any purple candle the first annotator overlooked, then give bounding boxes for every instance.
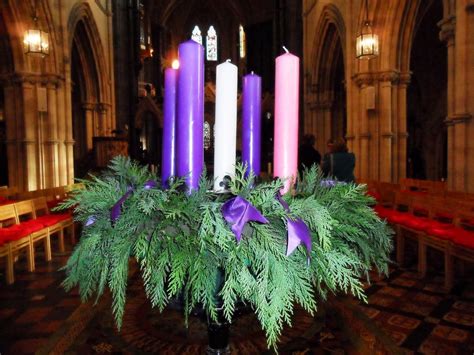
[242,72,262,177]
[176,40,205,192]
[161,67,178,187]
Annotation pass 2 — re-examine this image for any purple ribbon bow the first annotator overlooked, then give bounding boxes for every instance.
[110,180,158,223]
[221,196,268,242]
[276,194,312,258]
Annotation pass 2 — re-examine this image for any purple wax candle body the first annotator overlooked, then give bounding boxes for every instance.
[242,73,262,177]
[176,40,205,192]
[161,67,178,187]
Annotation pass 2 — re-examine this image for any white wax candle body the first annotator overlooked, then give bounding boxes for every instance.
[214,60,238,191]
[273,51,300,194]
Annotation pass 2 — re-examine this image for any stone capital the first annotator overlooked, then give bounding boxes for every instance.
[0,72,63,87]
[445,113,472,125]
[438,16,455,44]
[381,132,395,138]
[96,103,110,114]
[352,72,375,87]
[82,102,96,111]
[398,72,412,86]
[378,70,400,84]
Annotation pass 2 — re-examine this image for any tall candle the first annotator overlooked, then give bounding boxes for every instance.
[176,40,205,192]
[242,72,262,178]
[161,66,178,187]
[214,59,238,191]
[273,47,299,194]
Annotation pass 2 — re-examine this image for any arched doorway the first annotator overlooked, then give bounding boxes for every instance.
[407,0,447,180]
[313,20,346,152]
[70,19,103,177]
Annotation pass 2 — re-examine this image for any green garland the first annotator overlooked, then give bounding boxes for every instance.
[60,156,393,350]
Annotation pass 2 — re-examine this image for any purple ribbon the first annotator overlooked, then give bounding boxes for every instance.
[320,179,346,188]
[286,218,312,257]
[110,180,158,223]
[144,180,158,190]
[85,215,96,227]
[221,196,268,242]
[276,194,312,258]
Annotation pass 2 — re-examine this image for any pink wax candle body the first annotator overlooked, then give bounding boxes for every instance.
[273,49,300,194]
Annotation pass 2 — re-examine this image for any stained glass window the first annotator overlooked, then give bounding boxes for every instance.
[204,121,211,150]
[239,25,246,58]
[139,2,146,50]
[191,25,202,45]
[206,26,217,61]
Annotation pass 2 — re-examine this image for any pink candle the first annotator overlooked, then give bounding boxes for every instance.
[273,47,300,194]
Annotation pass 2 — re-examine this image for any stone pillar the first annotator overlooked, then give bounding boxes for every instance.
[82,102,95,150]
[353,74,373,182]
[378,71,399,182]
[64,60,75,185]
[56,81,69,187]
[310,99,332,155]
[22,82,38,191]
[396,73,411,182]
[439,16,456,190]
[439,13,473,191]
[97,103,109,136]
[46,81,60,187]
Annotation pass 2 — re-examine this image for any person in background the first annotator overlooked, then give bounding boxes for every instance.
[322,138,356,183]
[298,134,321,174]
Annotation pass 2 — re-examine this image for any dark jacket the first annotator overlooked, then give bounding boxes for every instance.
[298,144,321,173]
[322,152,356,183]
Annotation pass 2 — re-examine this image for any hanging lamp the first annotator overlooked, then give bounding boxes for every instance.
[356,0,378,59]
[23,0,49,57]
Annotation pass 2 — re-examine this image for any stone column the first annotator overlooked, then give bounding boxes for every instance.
[353,73,374,182]
[82,102,95,150]
[378,71,399,182]
[396,72,411,182]
[322,101,332,144]
[56,81,68,187]
[97,103,109,136]
[46,81,60,187]
[22,81,38,191]
[64,60,75,185]
[439,15,458,190]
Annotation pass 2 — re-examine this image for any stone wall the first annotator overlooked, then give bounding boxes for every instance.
[303,0,474,191]
[0,0,115,191]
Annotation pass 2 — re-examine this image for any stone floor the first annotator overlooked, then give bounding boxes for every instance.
[0,241,473,354]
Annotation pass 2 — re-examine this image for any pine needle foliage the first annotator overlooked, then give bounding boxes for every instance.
[61,157,393,350]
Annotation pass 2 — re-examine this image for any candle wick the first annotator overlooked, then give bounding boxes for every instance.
[283,46,289,53]
[226,59,231,63]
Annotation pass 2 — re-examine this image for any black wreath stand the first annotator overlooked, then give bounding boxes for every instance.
[206,267,230,354]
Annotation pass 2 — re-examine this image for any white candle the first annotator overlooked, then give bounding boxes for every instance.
[214,59,238,191]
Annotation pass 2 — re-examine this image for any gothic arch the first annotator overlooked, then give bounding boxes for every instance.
[68,3,109,104]
[310,4,346,83]
[308,4,346,148]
